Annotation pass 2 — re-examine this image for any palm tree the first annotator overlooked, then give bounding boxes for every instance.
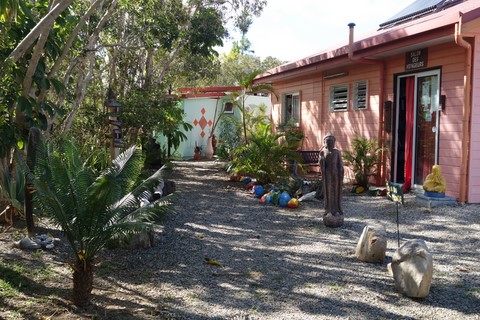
[25,139,172,306]
[233,69,276,144]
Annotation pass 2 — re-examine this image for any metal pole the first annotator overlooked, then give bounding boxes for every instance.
[396,202,400,248]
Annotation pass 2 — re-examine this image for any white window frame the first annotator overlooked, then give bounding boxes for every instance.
[330,84,349,111]
[223,101,234,114]
[282,92,300,125]
[353,80,368,110]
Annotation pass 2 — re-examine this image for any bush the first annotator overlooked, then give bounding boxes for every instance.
[343,133,384,188]
[229,123,298,184]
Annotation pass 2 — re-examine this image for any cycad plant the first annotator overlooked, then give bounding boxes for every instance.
[343,133,384,188]
[25,139,172,306]
[230,123,298,184]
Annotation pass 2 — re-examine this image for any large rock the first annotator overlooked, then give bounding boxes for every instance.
[390,239,433,298]
[355,223,387,263]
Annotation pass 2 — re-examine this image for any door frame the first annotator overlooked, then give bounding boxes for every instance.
[392,68,441,189]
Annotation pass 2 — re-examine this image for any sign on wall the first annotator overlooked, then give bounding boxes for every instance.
[405,48,428,71]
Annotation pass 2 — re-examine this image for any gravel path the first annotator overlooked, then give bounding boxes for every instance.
[145,160,480,320]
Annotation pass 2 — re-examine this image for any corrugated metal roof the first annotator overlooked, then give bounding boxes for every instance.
[379,0,464,29]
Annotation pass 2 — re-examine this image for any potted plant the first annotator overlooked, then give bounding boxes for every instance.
[343,133,384,190]
[194,145,202,160]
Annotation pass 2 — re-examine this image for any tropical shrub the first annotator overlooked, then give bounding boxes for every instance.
[216,115,242,160]
[343,133,384,188]
[229,123,298,184]
[0,160,25,220]
[25,139,172,306]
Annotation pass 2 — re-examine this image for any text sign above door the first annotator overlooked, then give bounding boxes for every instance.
[405,49,428,70]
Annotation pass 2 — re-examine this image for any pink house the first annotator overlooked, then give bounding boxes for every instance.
[254,0,480,203]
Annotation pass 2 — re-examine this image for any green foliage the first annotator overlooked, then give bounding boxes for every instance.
[343,133,384,188]
[284,125,304,150]
[213,47,285,87]
[229,123,297,184]
[25,138,172,266]
[216,115,241,160]
[0,158,25,215]
[242,102,269,137]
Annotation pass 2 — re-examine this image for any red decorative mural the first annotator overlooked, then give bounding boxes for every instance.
[193,107,212,138]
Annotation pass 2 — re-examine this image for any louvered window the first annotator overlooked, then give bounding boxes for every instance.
[354,80,368,110]
[330,85,349,111]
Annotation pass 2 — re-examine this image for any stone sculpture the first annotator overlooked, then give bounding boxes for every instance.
[319,132,344,227]
[389,239,433,298]
[355,223,387,263]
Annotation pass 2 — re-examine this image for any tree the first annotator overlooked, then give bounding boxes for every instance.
[213,45,285,87]
[232,69,277,144]
[26,140,172,306]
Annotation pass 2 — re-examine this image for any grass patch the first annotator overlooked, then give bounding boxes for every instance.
[0,259,30,298]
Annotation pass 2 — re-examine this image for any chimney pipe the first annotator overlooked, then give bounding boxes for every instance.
[347,22,387,185]
[348,22,356,59]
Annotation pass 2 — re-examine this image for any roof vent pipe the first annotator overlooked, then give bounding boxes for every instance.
[348,23,356,59]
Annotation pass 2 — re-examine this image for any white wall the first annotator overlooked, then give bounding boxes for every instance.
[169,94,271,159]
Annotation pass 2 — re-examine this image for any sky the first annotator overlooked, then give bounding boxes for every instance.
[219,0,415,62]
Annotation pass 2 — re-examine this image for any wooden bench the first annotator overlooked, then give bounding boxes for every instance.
[293,150,321,177]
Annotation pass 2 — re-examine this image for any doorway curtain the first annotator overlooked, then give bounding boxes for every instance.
[403,76,415,192]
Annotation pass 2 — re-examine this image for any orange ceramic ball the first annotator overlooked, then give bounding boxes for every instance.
[287,198,299,208]
[260,194,267,203]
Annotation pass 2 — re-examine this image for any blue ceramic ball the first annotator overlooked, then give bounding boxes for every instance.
[254,185,264,197]
[278,192,291,207]
[242,177,252,184]
[265,195,273,204]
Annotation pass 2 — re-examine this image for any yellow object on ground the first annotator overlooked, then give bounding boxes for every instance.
[204,258,223,267]
[423,165,447,193]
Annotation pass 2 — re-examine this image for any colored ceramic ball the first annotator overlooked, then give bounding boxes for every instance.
[278,192,291,207]
[254,185,264,197]
[242,177,252,184]
[260,194,267,203]
[265,195,273,204]
[279,192,291,202]
[287,198,299,208]
[245,181,255,190]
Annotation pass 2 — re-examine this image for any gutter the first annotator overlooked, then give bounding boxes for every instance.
[454,12,472,203]
[348,23,386,186]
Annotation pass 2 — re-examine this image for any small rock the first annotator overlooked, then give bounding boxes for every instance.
[19,237,41,250]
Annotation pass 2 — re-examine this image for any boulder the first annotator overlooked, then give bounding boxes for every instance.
[355,223,387,263]
[390,239,433,298]
[18,237,41,250]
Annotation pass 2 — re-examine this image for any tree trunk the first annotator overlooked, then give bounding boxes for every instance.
[22,0,57,98]
[61,0,118,133]
[6,0,74,63]
[72,261,94,306]
[49,0,105,78]
[144,47,154,89]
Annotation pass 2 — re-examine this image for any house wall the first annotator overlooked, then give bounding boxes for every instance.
[174,95,271,159]
[469,35,480,203]
[270,41,473,200]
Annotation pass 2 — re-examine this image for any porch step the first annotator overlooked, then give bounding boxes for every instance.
[415,193,457,208]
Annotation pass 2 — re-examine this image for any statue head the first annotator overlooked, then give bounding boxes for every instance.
[432,164,441,175]
[324,132,336,150]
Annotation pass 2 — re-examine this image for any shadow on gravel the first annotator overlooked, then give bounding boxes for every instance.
[96,160,480,319]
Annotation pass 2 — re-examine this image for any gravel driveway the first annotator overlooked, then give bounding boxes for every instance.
[147,160,480,320]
